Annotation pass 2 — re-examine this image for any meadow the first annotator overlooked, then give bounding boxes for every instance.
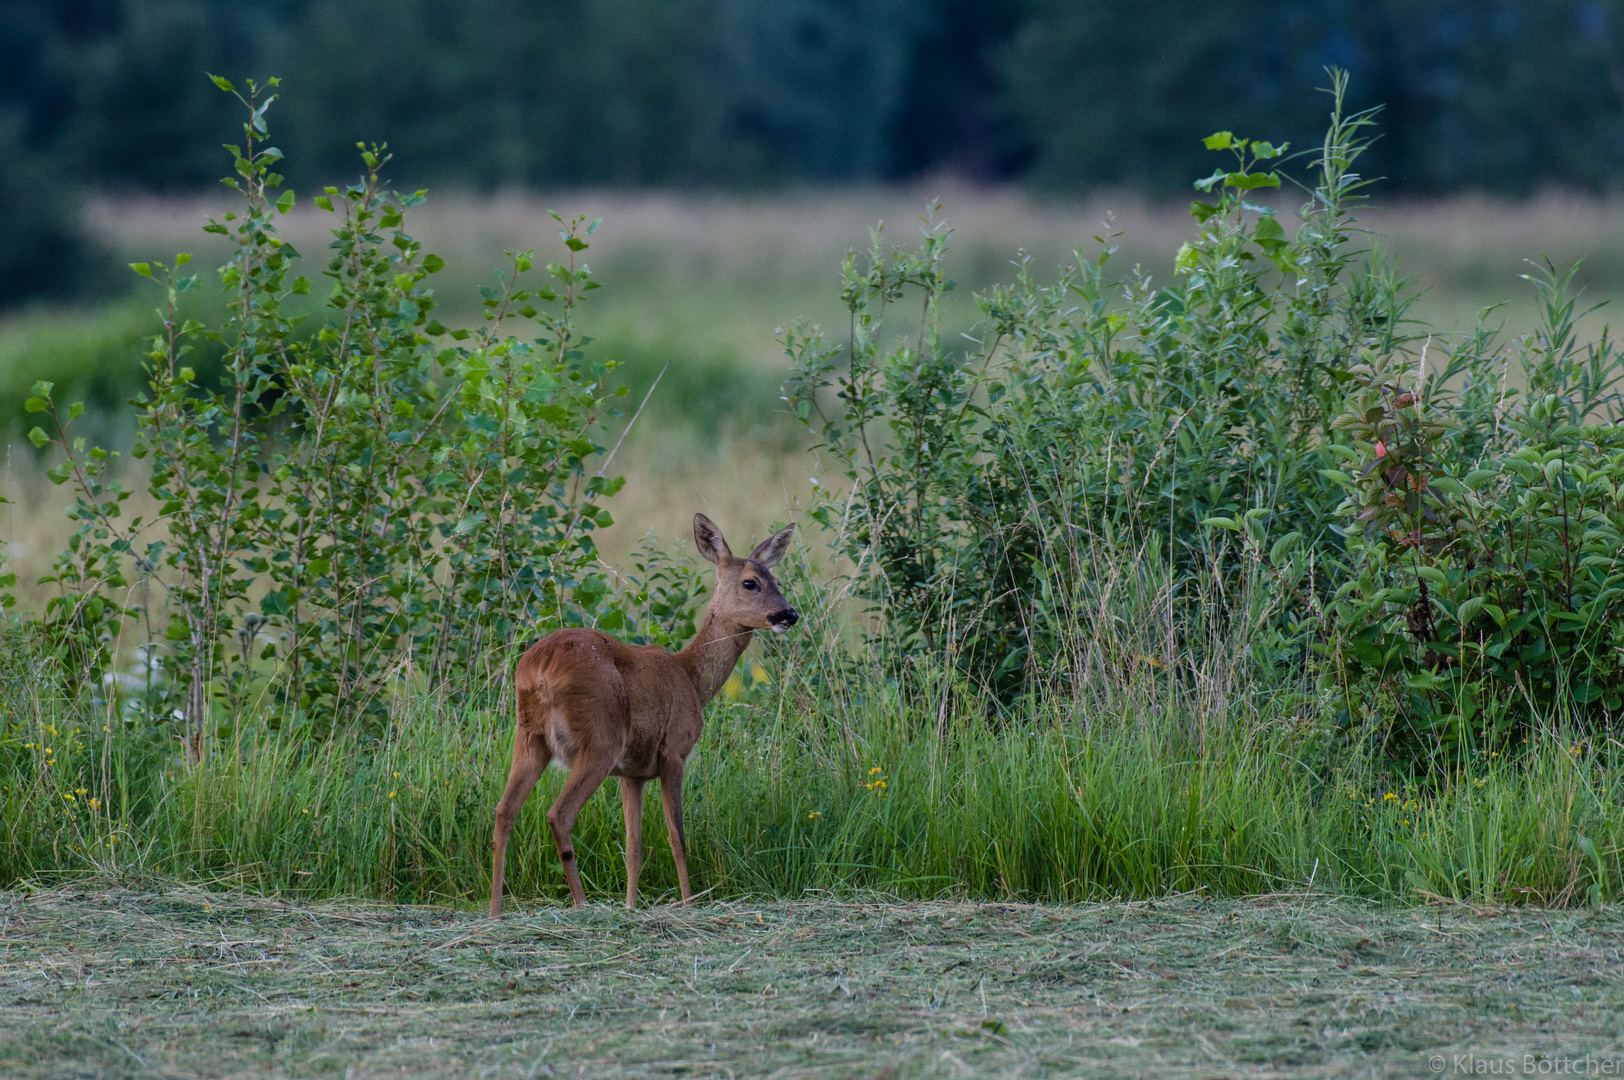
[5,151,1624,1076]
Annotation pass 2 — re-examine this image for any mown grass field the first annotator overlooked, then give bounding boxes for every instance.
[4,881,1622,1079]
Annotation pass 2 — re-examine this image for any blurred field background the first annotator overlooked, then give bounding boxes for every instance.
[7,187,1624,606]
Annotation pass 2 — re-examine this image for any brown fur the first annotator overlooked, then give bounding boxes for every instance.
[490,514,797,914]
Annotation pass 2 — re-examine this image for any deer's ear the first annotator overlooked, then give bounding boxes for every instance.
[693,513,732,565]
[748,523,796,568]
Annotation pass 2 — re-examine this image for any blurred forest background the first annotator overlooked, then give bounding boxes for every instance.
[5,0,1624,576]
[6,0,1624,304]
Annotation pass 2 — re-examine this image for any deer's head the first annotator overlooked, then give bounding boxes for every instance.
[693,513,799,632]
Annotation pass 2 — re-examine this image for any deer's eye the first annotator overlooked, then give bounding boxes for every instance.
[741,579,759,591]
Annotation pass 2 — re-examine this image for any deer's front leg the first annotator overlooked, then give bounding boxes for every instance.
[658,756,693,906]
[619,776,647,909]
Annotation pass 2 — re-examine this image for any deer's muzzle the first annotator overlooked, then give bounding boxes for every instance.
[767,608,799,631]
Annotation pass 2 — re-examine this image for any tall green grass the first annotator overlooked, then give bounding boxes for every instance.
[5,564,1619,908]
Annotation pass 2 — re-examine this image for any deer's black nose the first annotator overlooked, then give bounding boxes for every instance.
[768,608,799,629]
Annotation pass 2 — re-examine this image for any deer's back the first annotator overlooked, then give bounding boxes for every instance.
[516,627,701,779]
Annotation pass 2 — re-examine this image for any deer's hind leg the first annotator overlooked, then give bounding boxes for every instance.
[491,725,552,918]
[546,750,618,909]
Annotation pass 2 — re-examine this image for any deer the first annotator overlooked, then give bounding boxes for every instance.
[489,513,798,916]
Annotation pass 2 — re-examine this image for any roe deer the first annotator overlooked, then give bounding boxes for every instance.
[489,513,798,915]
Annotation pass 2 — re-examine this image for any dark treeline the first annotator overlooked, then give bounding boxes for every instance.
[4,0,1624,304]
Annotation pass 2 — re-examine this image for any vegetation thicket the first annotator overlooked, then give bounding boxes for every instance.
[786,74,1624,745]
[1,74,1622,909]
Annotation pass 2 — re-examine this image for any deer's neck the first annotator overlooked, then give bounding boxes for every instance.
[676,607,753,705]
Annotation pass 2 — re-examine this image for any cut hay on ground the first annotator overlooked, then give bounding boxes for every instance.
[2,881,1620,1077]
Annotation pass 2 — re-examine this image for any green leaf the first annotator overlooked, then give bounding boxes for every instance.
[1203,131,1235,150]
[422,253,446,274]
[129,262,153,278]
[1225,171,1282,190]
[1268,532,1302,563]
[68,402,85,421]
[24,396,47,413]
[27,427,49,449]
[276,189,296,214]
[1503,457,1542,482]
[451,512,487,537]
[208,73,235,93]
[1252,215,1286,243]
[1405,670,1445,692]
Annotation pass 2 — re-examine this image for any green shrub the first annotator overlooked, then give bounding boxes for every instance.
[1327,267,1624,748]
[784,73,1396,702]
[16,77,697,750]
[785,71,1624,754]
